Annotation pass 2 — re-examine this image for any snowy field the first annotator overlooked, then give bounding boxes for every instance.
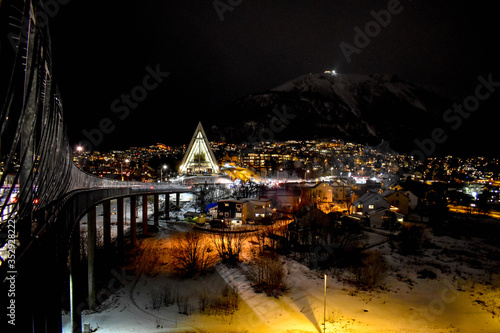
[63,213,500,333]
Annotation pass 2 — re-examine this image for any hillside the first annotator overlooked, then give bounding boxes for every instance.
[208,73,451,153]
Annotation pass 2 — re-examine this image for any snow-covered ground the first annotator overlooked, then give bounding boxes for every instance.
[64,217,500,333]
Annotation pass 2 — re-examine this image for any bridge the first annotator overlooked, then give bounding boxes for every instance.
[0,1,198,332]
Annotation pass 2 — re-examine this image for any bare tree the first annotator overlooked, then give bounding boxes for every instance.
[247,254,288,296]
[211,231,248,265]
[350,251,387,289]
[170,231,217,276]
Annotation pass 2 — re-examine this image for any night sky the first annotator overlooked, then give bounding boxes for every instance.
[48,1,499,155]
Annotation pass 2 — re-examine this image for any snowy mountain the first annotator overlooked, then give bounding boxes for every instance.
[208,73,451,153]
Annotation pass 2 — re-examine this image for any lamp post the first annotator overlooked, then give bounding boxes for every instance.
[76,146,83,168]
[306,169,310,181]
[160,165,167,182]
[121,159,130,181]
[324,274,327,333]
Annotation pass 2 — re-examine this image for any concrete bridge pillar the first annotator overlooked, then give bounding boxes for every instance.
[103,200,111,249]
[117,197,124,250]
[154,193,159,226]
[70,225,82,333]
[142,194,148,235]
[87,206,97,310]
[130,196,137,246]
[164,194,170,220]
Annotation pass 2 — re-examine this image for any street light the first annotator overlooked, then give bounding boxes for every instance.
[306,169,310,181]
[75,146,84,168]
[121,159,130,181]
[160,165,167,182]
[324,274,327,333]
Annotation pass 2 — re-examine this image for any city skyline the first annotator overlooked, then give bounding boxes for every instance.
[47,1,499,154]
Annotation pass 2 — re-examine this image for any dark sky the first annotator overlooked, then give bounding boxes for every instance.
[48,1,499,155]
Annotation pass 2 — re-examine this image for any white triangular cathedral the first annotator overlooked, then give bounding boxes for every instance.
[179,122,219,174]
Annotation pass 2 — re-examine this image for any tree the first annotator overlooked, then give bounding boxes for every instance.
[247,253,288,296]
[170,231,216,276]
[211,231,247,265]
[397,225,424,255]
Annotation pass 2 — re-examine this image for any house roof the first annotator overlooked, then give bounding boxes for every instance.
[312,182,332,189]
[217,199,243,204]
[381,189,395,197]
[382,189,409,199]
[352,190,386,206]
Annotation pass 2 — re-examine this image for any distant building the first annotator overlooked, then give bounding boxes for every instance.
[301,182,334,205]
[216,198,275,225]
[331,179,351,201]
[365,208,404,228]
[352,190,391,215]
[382,190,410,215]
[260,184,301,211]
[179,122,219,174]
[240,198,274,222]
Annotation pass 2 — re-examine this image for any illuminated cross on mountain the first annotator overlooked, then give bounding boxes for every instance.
[179,122,220,174]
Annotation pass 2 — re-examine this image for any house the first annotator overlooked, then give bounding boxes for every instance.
[216,199,244,225]
[240,198,274,222]
[402,190,419,210]
[352,190,390,215]
[261,184,301,211]
[301,182,334,205]
[365,208,404,228]
[382,190,410,215]
[331,179,351,201]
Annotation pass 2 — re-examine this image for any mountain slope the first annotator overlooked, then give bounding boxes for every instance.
[208,73,451,153]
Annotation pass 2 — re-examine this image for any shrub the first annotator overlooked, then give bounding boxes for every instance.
[176,293,191,315]
[211,231,247,265]
[199,285,239,316]
[170,231,217,276]
[397,225,424,255]
[247,254,288,296]
[350,251,387,289]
